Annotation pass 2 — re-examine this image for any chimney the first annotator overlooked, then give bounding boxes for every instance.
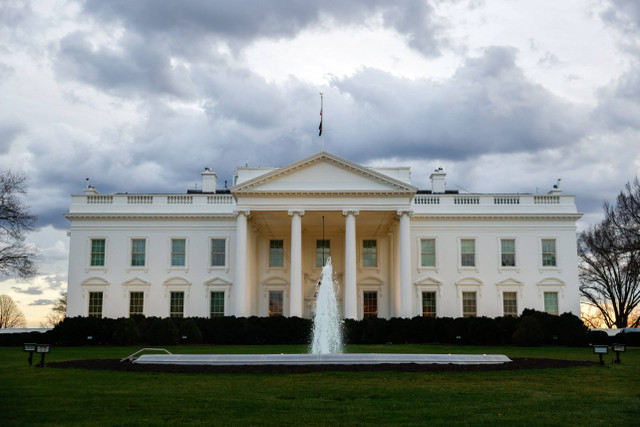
[84,178,99,195]
[429,168,446,193]
[548,178,562,195]
[201,168,217,193]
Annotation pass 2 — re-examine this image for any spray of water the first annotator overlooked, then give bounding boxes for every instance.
[310,257,344,354]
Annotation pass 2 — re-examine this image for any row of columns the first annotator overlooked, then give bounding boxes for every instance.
[233,208,414,318]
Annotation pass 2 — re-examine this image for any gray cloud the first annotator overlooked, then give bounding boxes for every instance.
[11,286,43,295]
[81,0,443,55]
[28,299,55,306]
[0,120,23,154]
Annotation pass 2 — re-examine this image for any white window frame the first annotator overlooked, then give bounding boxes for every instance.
[87,290,104,319]
[458,237,479,273]
[204,277,232,318]
[357,282,384,320]
[536,278,565,315]
[209,237,229,272]
[361,238,379,270]
[417,237,438,271]
[421,290,438,318]
[539,237,560,272]
[86,237,108,273]
[261,279,289,317]
[455,277,483,317]
[169,237,189,272]
[128,237,148,273]
[413,277,443,318]
[169,290,186,318]
[498,237,518,271]
[315,238,331,268]
[268,238,287,271]
[128,290,145,317]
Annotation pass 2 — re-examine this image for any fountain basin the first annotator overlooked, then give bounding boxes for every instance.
[133,353,511,366]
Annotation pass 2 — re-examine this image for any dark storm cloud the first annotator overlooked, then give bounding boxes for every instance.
[80,0,442,55]
[10,286,43,295]
[327,47,586,163]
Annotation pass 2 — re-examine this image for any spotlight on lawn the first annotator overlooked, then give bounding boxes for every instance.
[35,344,51,368]
[612,343,626,364]
[23,343,36,366]
[592,344,608,366]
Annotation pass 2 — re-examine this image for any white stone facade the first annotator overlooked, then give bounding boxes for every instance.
[65,152,582,320]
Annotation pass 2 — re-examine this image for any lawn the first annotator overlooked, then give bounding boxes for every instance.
[1,344,638,426]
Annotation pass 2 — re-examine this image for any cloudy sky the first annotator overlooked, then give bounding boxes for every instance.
[2,0,640,326]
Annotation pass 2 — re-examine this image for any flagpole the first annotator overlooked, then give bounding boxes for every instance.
[319,92,324,152]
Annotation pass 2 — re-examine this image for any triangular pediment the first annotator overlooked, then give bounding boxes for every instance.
[231,152,417,195]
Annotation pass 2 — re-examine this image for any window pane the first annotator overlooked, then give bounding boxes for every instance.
[171,239,186,266]
[90,239,105,266]
[363,240,377,267]
[422,292,436,317]
[461,239,475,267]
[542,239,556,267]
[462,291,476,317]
[210,291,225,317]
[421,239,435,267]
[269,240,284,267]
[503,292,517,316]
[269,291,283,317]
[363,291,378,318]
[129,292,144,316]
[131,239,146,266]
[316,240,330,267]
[170,291,184,318]
[211,239,226,266]
[544,292,558,315]
[88,292,103,318]
[501,239,515,267]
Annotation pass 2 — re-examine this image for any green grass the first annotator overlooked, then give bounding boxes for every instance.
[1,345,638,426]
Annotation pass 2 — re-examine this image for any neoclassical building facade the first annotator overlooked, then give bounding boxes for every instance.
[65,152,582,320]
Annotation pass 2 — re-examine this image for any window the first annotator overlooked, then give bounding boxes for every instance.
[501,239,515,267]
[422,292,436,317]
[363,240,377,267]
[462,291,477,317]
[503,292,517,316]
[211,239,226,267]
[170,291,184,318]
[210,291,225,317]
[316,240,330,267]
[461,239,475,267]
[363,291,378,319]
[421,239,436,267]
[129,292,144,316]
[269,291,283,317]
[131,239,146,267]
[90,239,105,266]
[544,292,558,315]
[88,292,103,318]
[542,239,557,267]
[269,240,284,267]
[171,239,186,267]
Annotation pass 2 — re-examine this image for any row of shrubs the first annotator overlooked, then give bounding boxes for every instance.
[1,310,637,347]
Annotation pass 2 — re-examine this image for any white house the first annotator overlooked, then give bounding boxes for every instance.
[65,151,582,320]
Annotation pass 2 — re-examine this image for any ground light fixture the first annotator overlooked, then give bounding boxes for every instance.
[23,343,36,366]
[592,344,608,366]
[35,344,51,368]
[612,343,626,364]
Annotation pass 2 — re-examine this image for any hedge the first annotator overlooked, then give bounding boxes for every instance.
[0,310,597,347]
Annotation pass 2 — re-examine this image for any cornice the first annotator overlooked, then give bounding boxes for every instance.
[410,213,583,221]
[234,190,416,197]
[231,151,418,194]
[64,213,236,221]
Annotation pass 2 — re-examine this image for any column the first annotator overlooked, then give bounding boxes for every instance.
[398,209,413,318]
[288,209,305,318]
[234,209,250,317]
[343,209,359,319]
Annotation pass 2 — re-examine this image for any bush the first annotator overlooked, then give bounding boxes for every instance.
[111,318,140,345]
[587,330,609,346]
[512,316,544,346]
[556,313,588,346]
[148,318,179,345]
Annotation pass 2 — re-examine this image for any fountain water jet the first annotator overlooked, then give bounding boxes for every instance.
[310,257,343,354]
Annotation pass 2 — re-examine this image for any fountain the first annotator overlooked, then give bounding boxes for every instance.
[310,257,343,354]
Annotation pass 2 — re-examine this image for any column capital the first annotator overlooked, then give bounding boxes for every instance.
[287,209,305,217]
[233,209,251,217]
[342,209,360,217]
[396,209,414,217]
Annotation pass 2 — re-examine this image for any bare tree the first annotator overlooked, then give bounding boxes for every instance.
[579,180,640,328]
[0,294,26,328]
[0,171,38,278]
[41,293,66,328]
